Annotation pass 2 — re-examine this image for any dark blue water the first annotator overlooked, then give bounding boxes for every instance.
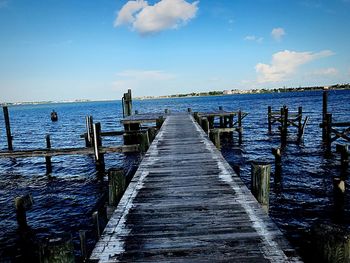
[0,90,349,262]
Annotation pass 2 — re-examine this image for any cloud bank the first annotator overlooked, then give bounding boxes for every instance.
[256,50,334,83]
[115,0,199,35]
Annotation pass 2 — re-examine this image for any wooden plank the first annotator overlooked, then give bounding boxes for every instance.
[91,113,301,262]
[0,145,139,158]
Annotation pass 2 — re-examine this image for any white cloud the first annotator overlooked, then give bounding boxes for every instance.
[256,50,334,83]
[244,35,263,43]
[115,0,199,35]
[114,0,148,26]
[271,27,286,41]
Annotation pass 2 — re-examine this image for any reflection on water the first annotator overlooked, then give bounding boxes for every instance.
[0,90,349,261]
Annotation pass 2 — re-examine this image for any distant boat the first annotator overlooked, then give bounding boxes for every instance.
[51,110,58,121]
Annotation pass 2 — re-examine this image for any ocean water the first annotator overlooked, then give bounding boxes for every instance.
[0,90,349,262]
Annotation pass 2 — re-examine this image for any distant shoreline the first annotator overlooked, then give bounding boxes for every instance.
[1,84,349,106]
[134,84,350,100]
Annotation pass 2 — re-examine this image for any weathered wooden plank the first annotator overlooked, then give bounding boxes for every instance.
[91,113,301,262]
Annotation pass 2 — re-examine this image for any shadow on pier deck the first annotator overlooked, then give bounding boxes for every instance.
[91,112,301,262]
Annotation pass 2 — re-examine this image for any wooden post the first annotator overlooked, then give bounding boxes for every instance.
[122,89,132,117]
[138,131,150,153]
[156,116,164,129]
[297,106,303,138]
[165,109,169,114]
[212,130,220,149]
[251,161,271,213]
[322,89,328,141]
[238,110,243,145]
[336,144,349,170]
[201,117,209,135]
[14,193,34,229]
[219,106,224,127]
[85,116,93,147]
[187,108,192,113]
[79,230,87,261]
[92,211,101,238]
[281,106,288,144]
[311,223,350,263]
[148,127,157,143]
[325,113,332,150]
[228,114,233,128]
[3,106,13,151]
[108,169,126,206]
[39,234,75,263]
[272,148,282,177]
[93,122,105,171]
[268,106,272,133]
[45,135,52,174]
[334,177,345,194]
[193,112,199,123]
[224,116,228,128]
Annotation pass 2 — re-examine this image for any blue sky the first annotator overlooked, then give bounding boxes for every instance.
[0,0,349,102]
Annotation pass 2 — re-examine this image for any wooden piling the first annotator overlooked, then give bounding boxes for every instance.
[122,89,132,117]
[85,116,94,147]
[79,230,87,261]
[135,110,139,115]
[201,117,209,135]
[325,113,332,150]
[334,177,345,194]
[251,161,271,213]
[156,116,164,129]
[219,106,224,127]
[3,106,13,151]
[14,193,34,229]
[336,144,349,170]
[165,109,169,114]
[311,223,350,263]
[268,106,272,133]
[92,211,101,238]
[297,106,303,138]
[280,106,288,144]
[272,147,282,177]
[238,110,243,144]
[228,114,233,128]
[93,122,105,171]
[322,89,328,141]
[39,234,75,263]
[147,127,157,143]
[45,135,52,174]
[193,112,199,123]
[212,130,220,149]
[138,131,150,152]
[187,108,192,113]
[108,169,126,207]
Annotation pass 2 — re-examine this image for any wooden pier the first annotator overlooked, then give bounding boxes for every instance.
[91,113,301,262]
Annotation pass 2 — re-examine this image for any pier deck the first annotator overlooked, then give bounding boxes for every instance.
[91,113,301,262]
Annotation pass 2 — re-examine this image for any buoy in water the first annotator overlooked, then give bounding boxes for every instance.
[51,110,58,122]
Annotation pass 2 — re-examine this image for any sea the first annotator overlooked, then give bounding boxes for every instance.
[0,89,349,262]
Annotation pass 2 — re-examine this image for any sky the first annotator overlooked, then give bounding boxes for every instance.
[0,0,349,102]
